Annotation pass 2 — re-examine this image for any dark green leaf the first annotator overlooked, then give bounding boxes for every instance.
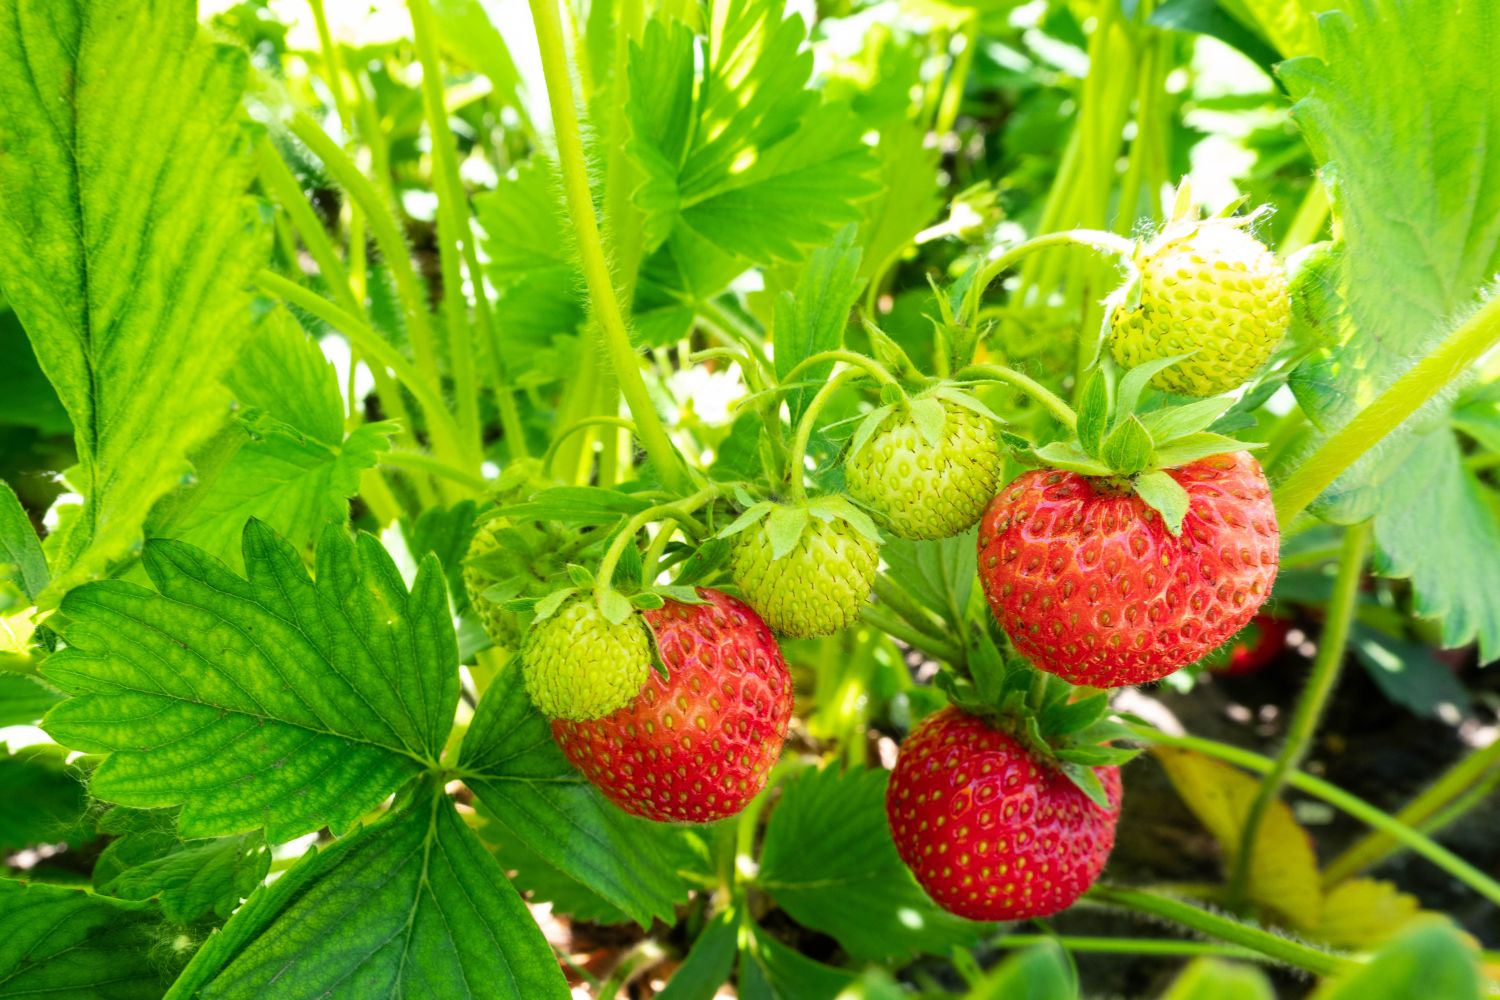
[657,911,740,1000]
[773,226,865,423]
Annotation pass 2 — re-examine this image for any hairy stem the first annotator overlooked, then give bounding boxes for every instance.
[784,367,869,502]
[1084,885,1355,977]
[1273,292,1500,524]
[1228,521,1370,909]
[527,0,690,492]
[593,487,720,593]
[954,363,1079,429]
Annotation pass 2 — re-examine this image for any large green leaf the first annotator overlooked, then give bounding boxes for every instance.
[773,227,865,424]
[93,808,270,923]
[738,924,854,1000]
[42,521,457,842]
[0,879,178,998]
[0,0,268,604]
[626,0,880,265]
[166,787,567,1000]
[145,311,392,571]
[458,661,693,928]
[1313,921,1481,1000]
[1281,1,1500,659]
[757,765,985,962]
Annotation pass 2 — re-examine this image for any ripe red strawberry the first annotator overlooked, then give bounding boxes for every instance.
[977,452,1278,688]
[886,707,1122,921]
[551,589,794,823]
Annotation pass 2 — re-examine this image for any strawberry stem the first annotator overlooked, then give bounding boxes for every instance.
[541,417,639,477]
[593,486,721,597]
[954,364,1079,430]
[1272,291,1500,524]
[1227,521,1369,911]
[961,229,1137,329]
[784,366,874,502]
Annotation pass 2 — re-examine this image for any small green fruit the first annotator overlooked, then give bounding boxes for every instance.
[846,396,1002,540]
[1108,222,1290,397]
[729,512,879,638]
[463,517,523,649]
[522,596,651,721]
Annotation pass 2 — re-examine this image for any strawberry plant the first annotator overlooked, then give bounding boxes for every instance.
[0,0,1498,997]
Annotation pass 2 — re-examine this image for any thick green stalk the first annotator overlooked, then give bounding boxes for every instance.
[1227,522,1370,909]
[1273,293,1500,524]
[289,114,443,395]
[993,934,1264,962]
[1084,886,1355,977]
[408,0,482,468]
[857,607,961,664]
[1323,735,1500,885]
[1128,724,1500,907]
[526,0,690,493]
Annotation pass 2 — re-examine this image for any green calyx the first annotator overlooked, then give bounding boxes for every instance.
[939,631,1141,808]
[721,495,882,638]
[1021,357,1262,535]
[520,592,652,722]
[845,387,1005,541]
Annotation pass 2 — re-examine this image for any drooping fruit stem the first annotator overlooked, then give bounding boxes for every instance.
[593,486,721,596]
[1084,885,1356,977]
[777,350,903,389]
[1226,521,1370,911]
[527,0,691,493]
[1273,292,1500,523]
[961,229,1136,327]
[541,417,639,476]
[1126,723,1500,908]
[783,367,872,503]
[954,363,1079,430]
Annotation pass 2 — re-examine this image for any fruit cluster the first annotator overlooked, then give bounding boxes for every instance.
[471,213,1288,925]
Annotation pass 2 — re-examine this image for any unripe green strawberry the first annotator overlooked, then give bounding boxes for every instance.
[846,395,1003,541]
[463,517,524,649]
[1108,222,1289,397]
[729,510,878,639]
[887,706,1122,921]
[522,596,651,721]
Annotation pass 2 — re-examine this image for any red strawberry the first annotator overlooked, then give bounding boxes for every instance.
[1215,614,1292,677]
[977,452,1278,688]
[886,707,1121,921]
[551,589,794,823]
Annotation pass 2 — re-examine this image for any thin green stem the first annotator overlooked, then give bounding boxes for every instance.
[593,487,720,593]
[784,367,868,502]
[1273,293,1500,524]
[542,416,639,476]
[857,607,962,664]
[308,0,356,131]
[1323,735,1500,886]
[1084,885,1355,977]
[965,231,1135,328]
[380,450,489,494]
[934,13,979,135]
[777,350,901,389]
[409,0,481,467]
[1228,522,1370,909]
[258,143,361,317]
[954,364,1079,430]
[527,0,690,493]
[255,270,465,465]
[1127,723,1500,907]
[1280,178,1331,257]
[289,113,442,396]
[993,934,1265,962]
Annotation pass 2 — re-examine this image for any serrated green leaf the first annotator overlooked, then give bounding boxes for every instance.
[458,663,692,928]
[1282,4,1500,529]
[1101,417,1154,476]
[93,807,269,923]
[0,879,178,997]
[757,766,986,961]
[1133,470,1191,535]
[766,504,810,560]
[0,482,46,604]
[167,785,567,1000]
[43,521,457,842]
[146,310,393,572]
[739,923,856,1000]
[773,225,865,423]
[0,0,269,605]
[880,532,975,622]
[626,2,879,265]
[404,500,479,615]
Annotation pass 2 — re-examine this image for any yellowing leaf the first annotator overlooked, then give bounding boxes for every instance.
[1314,878,1429,950]
[1153,746,1322,928]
